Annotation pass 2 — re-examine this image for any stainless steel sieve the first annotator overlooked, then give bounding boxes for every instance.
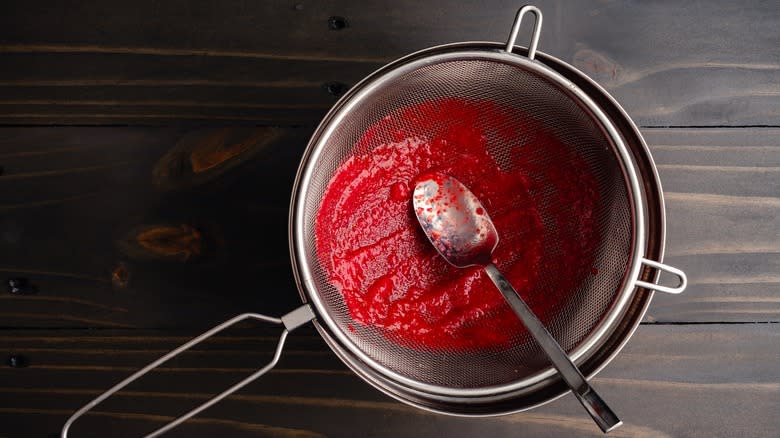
[62,6,687,437]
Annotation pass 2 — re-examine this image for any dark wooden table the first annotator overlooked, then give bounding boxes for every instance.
[0,1,777,437]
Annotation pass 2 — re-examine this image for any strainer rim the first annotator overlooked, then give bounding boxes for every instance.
[290,47,646,398]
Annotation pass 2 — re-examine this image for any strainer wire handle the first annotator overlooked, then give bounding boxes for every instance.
[61,305,316,438]
[505,5,543,59]
[636,258,688,294]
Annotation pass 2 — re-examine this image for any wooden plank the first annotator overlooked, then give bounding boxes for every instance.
[0,325,776,437]
[0,0,777,126]
[0,127,307,329]
[0,52,379,84]
[0,127,777,327]
[642,129,780,322]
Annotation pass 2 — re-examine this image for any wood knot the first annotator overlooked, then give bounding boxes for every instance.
[153,127,283,192]
[111,262,130,289]
[117,223,224,263]
[7,354,29,368]
[136,224,202,261]
[7,277,36,295]
[328,16,349,31]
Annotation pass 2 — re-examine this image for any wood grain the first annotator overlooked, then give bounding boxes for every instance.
[0,0,777,126]
[0,325,776,437]
[0,4,776,436]
[0,126,304,330]
[0,127,776,327]
[642,129,780,322]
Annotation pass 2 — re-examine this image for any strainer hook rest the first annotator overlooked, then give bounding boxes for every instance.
[637,258,687,294]
[506,5,542,59]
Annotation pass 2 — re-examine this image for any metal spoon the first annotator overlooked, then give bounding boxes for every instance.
[412,172,622,433]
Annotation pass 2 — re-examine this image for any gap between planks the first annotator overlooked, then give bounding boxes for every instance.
[0,99,330,109]
[0,79,324,87]
[0,44,391,63]
[0,407,325,438]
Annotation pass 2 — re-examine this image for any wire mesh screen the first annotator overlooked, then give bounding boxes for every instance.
[297,55,634,391]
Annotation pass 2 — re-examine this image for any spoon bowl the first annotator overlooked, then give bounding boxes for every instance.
[413,172,498,267]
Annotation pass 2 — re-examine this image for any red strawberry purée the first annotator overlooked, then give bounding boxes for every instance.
[314,98,599,351]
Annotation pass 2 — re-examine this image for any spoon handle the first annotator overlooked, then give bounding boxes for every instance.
[484,263,622,433]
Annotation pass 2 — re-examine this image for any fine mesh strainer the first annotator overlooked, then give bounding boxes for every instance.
[63,6,687,437]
